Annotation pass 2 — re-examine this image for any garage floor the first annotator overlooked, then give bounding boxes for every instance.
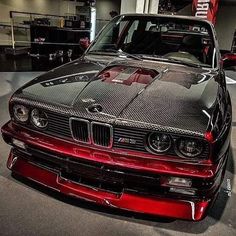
[0,70,235,236]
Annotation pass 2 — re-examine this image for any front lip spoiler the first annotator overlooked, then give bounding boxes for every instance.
[7,150,211,221]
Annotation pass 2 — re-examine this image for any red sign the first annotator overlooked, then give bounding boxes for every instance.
[192,0,219,24]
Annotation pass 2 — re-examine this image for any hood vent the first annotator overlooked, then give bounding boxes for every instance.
[98,65,158,86]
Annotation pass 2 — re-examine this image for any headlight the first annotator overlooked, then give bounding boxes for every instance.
[147,132,171,153]
[13,104,29,122]
[31,108,48,128]
[176,138,203,158]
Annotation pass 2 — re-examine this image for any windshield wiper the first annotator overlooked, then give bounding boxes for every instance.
[140,55,202,68]
[89,49,142,61]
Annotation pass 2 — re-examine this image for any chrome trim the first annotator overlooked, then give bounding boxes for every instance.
[212,48,216,68]
[91,121,113,148]
[69,117,91,144]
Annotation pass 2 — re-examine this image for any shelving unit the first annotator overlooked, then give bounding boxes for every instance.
[6,10,93,58]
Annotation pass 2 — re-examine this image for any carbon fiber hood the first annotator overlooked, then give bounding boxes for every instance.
[14,55,219,135]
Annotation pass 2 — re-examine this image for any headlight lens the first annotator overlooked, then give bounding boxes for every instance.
[31,108,48,128]
[148,132,171,153]
[177,138,203,157]
[13,104,29,122]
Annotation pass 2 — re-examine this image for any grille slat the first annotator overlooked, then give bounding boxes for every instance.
[47,115,69,122]
[92,122,112,148]
[48,127,71,135]
[70,119,89,143]
[48,119,70,126]
[48,123,70,131]
[43,113,71,138]
[48,124,70,131]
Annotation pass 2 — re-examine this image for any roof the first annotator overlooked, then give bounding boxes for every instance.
[119,13,213,26]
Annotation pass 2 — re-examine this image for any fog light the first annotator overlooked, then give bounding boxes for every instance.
[167,177,192,187]
[12,138,26,149]
[169,187,196,196]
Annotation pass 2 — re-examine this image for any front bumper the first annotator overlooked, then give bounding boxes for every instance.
[2,121,226,221]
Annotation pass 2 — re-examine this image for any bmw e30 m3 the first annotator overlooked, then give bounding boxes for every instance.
[1,14,232,221]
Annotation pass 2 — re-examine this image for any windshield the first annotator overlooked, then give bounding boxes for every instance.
[88,15,216,68]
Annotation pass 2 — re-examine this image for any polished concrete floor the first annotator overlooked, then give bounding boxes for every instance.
[0,70,236,236]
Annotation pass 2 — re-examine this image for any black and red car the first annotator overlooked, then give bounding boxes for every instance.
[1,14,232,221]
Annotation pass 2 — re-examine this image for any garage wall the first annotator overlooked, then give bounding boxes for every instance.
[177,3,192,16]
[215,5,236,51]
[95,0,121,34]
[60,0,85,15]
[177,3,236,51]
[0,0,61,46]
[120,0,138,14]
[96,0,120,20]
[120,0,136,14]
[0,0,121,46]
[0,0,60,20]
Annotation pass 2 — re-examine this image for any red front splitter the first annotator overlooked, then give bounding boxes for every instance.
[7,150,210,221]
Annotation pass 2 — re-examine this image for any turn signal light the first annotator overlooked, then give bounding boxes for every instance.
[12,138,26,150]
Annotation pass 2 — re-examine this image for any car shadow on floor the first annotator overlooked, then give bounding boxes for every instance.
[9,147,235,235]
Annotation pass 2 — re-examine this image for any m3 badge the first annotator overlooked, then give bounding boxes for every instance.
[118,138,137,145]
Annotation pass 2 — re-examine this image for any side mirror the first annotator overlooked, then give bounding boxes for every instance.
[79,37,90,51]
[222,53,236,70]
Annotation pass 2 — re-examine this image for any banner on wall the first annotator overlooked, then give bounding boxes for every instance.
[192,0,220,25]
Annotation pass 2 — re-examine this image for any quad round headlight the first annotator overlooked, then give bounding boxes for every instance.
[13,104,29,123]
[31,108,48,128]
[176,138,203,158]
[147,132,171,153]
